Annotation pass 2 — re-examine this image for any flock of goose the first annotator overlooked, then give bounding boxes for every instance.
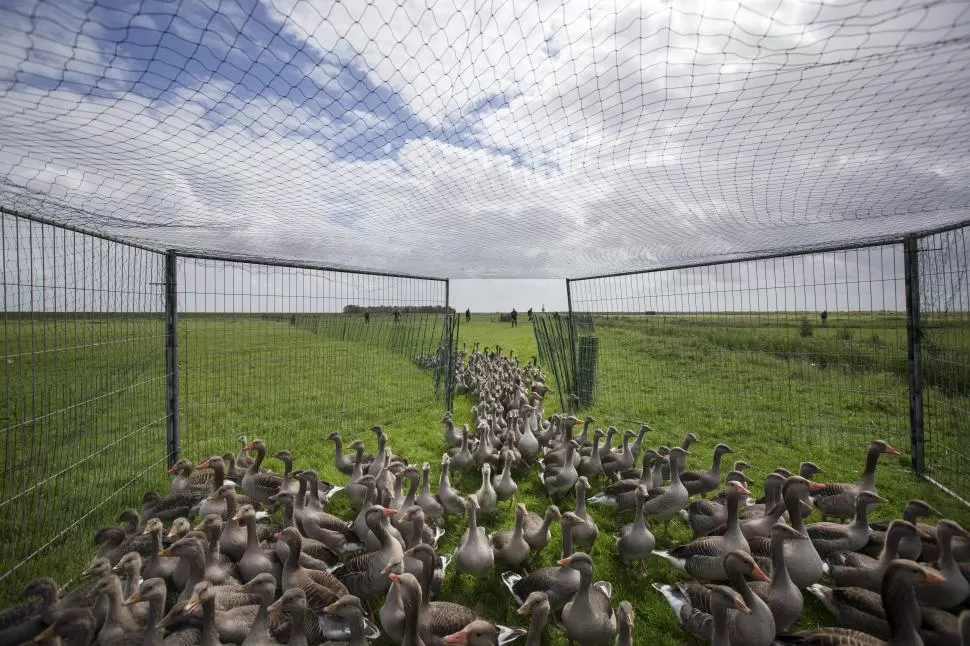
[3,345,970,646]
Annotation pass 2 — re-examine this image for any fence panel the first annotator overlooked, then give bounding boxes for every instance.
[568,245,911,451]
[918,226,970,502]
[0,211,168,599]
[174,257,451,465]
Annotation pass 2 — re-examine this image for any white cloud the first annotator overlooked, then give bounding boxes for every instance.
[0,0,969,287]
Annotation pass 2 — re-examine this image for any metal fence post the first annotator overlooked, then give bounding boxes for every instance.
[565,278,578,404]
[165,250,180,467]
[904,237,925,477]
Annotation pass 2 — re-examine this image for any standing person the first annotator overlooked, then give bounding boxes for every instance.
[394,309,401,324]
[364,311,370,324]
[527,307,533,322]
[465,308,471,323]
[511,308,518,327]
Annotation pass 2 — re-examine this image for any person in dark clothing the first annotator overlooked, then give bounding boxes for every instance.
[364,311,370,324]
[394,309,401,323]
[511,308,518,327]
[465,308,471,323]
[527,307,533,321]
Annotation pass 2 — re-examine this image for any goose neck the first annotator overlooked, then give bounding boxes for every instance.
[771,535,793,586]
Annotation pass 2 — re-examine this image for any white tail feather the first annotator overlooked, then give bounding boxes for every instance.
[501,571,524,605]
[652,549,686,571]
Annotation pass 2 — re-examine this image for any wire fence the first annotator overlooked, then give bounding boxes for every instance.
[173,256,453,464]
[0,210,456,600]
[558,229,970,501]
[1,211,168,599]
[918,226,970,502]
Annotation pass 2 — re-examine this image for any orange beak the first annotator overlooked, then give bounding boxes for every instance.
[736,484,752,496]
[924,569,947,584]
[167,464,178,473]
[752,564,770,582]
[443,628,469,644]
[884,444,902,456]
[557,556,572,566]
[380,507,397,517]
[196,459,210,469]
[242,443,255,451]
[388,572,399,582]
[808,482,827,491]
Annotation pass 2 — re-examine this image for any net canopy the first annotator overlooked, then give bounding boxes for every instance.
[1,0,969,278]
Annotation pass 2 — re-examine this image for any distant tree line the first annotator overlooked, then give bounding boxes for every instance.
[342,305,455,314]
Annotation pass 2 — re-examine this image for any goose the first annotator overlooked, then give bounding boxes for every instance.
[539,440,580,498]
[139,519,179,585]
[515,592,550,646]
[240,439,284,505]
[642,446,691,541]
[140,489,202,522]
[111,552,145,601]
[193,514,241,586]
[119,577,167,646]
[600,430,636,479]
[655,550,774,646]
[379,558,408,644]
[270,491,350,567]
[778,560,946,646]
[597,426,619,460]
[330,431,357,476]
[915,519,970,609]
[346,442,371,511]
[570,476,599,551]
[438,455,465,518]
[779,476,827,589]
[806,491,886,557]
[389,572,426,646]
[661,432,699,480]
[516,414,541,463]
[682,470,758,539]
[455,497,494,577]
[441,619,526,646]
[415,462,445,525]
[274,450,301,497]
[159,536,208,602]
[233,505,280,584]
[811,439,901,521]
[441,413,464,448]
[492,451,518,506]
[616,486,655,576]
[27,608,97,646]
[825,520,920,591]
[472,464,498,516]
[447,427,474,472]
[267,588,310,646]
[490,503,530,568]
[402,543,454,608]
[521,505,561,552]
[206,485,248,561]
[708,585,752,646]
[168,458,214,494]
[577,429,606,479]
[654,480,751,581]
[587,450,657,512]
[92,574,141,645]
[862,499,939,561]
[500,512,584,611]
[320,594,371,646]
[339,505,404,603]
[748,523,807,632]
[558,552,617,646]
[679,443,733,498]
[278,527,349,615]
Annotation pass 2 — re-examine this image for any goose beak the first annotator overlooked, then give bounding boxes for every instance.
[184,595,201,613]
[122,590,142,606]
[884,444,902,456]
[924,569,947,584]
[158,548,170,557]
[381,507,397,517]
[557,556,572,566]
[232,511,244,521]
[193,520,205,531]
[196,460,210,469]
[242,444,255,451]
[167,464,178,473]
[752,564,771,582]
[31,625,56,642]
[388,572,400,582]
[735,597,752,614]
[736,484,752,496]
[443,628,469,644]
[807,482,827,491]
[267,599,283,613]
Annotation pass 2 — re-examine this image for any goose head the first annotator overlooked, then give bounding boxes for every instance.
[323,594,364,620]
[122,577,166,607]
[443,619,508,645]
[269,587,308,615]
[870,439,902,456]
[516,591,550,617]
[167,458,194,475]
[723,550,769,581]
[708,584,750,614]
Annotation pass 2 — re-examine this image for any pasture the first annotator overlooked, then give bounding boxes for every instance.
[1,310,968,645]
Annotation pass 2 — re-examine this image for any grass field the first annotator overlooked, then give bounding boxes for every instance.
[2,310,969,646]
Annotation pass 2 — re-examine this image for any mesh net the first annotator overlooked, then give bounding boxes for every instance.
[1,0,969,278]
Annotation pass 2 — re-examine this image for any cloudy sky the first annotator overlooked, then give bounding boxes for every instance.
[1,0,969,312]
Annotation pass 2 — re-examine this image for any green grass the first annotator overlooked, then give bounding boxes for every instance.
[2,311,969,646]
